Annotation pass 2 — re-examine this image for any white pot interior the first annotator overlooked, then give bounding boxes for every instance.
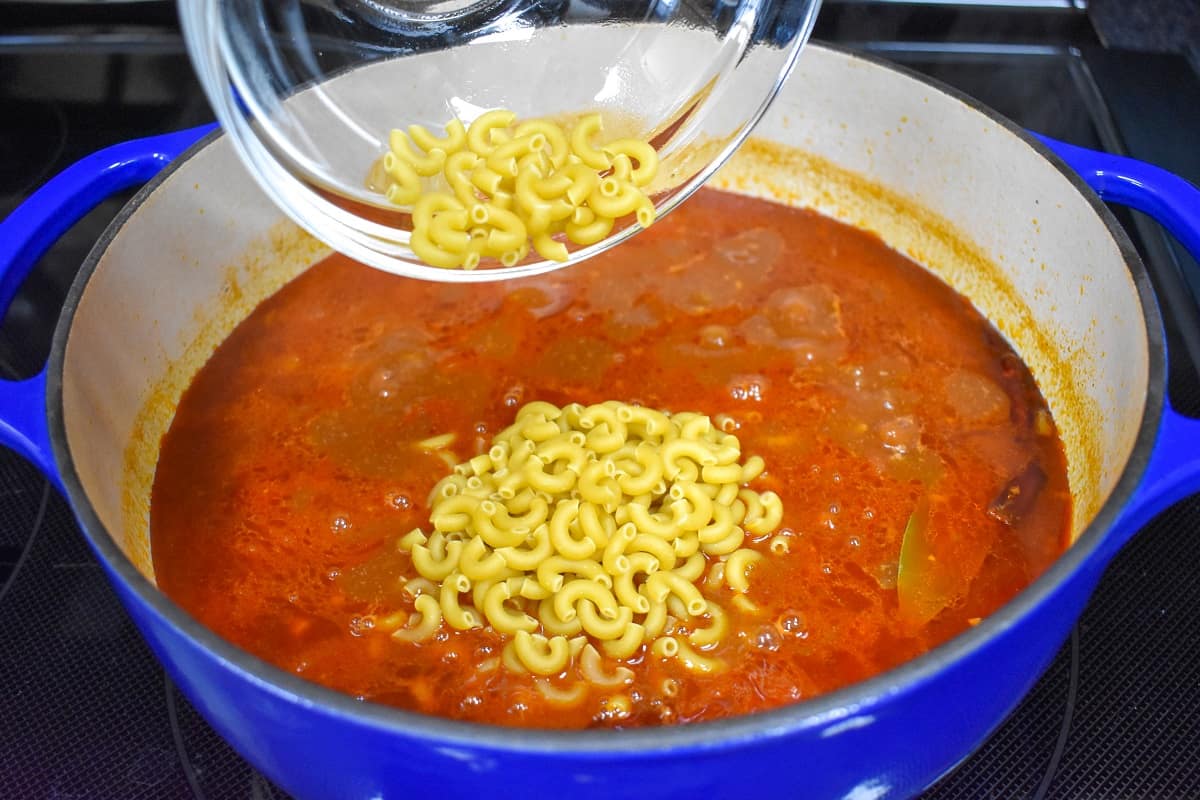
[59,42,1149,582]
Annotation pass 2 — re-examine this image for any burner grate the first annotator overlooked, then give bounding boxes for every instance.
[0,452,189,798]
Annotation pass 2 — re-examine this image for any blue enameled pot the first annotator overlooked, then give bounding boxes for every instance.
[2,44,1200,800]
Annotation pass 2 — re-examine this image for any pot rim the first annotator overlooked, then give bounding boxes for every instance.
[46,42,1165,755]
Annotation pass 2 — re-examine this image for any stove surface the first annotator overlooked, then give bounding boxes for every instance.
[1,4,1198,798]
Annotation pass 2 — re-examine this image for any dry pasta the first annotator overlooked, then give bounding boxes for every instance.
[374,111,660,269]
[390,401,785,676]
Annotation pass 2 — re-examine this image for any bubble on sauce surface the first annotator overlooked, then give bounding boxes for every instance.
[349,615,376,637]
[777,611,809,639]
[754,626,782,652]
[368,367,400,400]
[595,694,633,724]
[727,374,769,403]
[502,384,525,408]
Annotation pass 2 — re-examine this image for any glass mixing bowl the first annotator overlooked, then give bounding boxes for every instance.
[180,0,822,282]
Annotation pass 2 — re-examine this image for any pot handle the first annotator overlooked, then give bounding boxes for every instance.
[0,124,217,486]
[1037,135,1200,551]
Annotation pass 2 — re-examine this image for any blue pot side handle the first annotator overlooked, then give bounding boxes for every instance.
[1038,135,1200,550]
[0,124,217,487]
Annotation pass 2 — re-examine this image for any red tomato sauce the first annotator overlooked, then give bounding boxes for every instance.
[150,189,1070,728]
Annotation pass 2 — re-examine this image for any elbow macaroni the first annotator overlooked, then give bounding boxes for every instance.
[388,401,786,678]
[376,110,660,269]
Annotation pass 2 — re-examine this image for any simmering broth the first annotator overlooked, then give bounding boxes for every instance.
[150,188,1070,728]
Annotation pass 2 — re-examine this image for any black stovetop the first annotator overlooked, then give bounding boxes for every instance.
[1,3,1199,798]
